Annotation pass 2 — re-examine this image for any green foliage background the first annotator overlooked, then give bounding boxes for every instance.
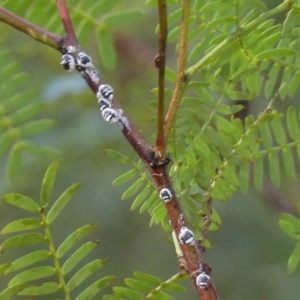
[0,0,300,299]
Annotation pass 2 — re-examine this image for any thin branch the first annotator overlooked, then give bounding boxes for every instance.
[0,4,220,298]
[201,197,212,245]
[164,0,191,142]
[155,0,168,159]
[56,0,77,41]
[0,7,61,49]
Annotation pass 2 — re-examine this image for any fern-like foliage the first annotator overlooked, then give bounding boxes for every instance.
[105,0,300,251]
[1,0,143,69]
[0,161,114,299]
[0,45,60,182]
[103,271,187,300]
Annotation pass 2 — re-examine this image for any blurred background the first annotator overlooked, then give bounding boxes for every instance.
[0,0,300,299]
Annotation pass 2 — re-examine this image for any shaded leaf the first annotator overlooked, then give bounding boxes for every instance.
[40,160,59,208]
[47,183,81,224]
[0,233,45,250]
[1,218,41,234]
[287,241,300,274]
[0,283,24,300]
[18,282,60,296]
[57,223,99,258]
[61,241,99,275]
[2,193,39,212]
[105,149,130,164]
[9,266,55,286]
[6,143,22,182]
[6,250,50,274]
[68,258,109,292]
[112,169,137,186]
[75,276,116,300]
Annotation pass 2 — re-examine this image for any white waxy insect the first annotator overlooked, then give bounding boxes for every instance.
[98,98,111,111]
[102,108,119,123]
[98,84,114,101]
[61,54,75,72]
[178,226,195,245]
[159,188,172,202]
[77,52,93,68]
[196,272,211,289]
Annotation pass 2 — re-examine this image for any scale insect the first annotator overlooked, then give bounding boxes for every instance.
[196,272,211,289]
[178,226,195,245]
[159,188,172,202]
[98,84,114,101]
[61,54,75,72]
[77,52,93,68]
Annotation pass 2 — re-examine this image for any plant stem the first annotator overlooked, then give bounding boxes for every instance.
[40,210,71,300]
[164,0,191,141]
[155,0,168,159]
[56,0,77,41]
[0,7,61,49]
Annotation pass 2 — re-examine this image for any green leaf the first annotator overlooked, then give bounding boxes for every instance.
[61,241,99,275]
[282,10,300,37]
[105,149,130,164]
[0,233,45,250]
[102,9,142,27]
[8,266,55,286]
[256,48,296,60]
[271,116,286,145]
[287,107,300,140]
[131,185,151,210]
[57,223,99,258]
[112,287,143,300]
[5,250,50,274]
[288,71,300,98]
[279,220,298,239]
[75,276,116,300]
[67,258,109,292]
[23,141,61,159]
[167,26,180,43]
[0,132,14,157]
[97,26,116,70]
[17,119,55,137]
[112,169,137,186]
[1,218,41,234]
[164,282,186,292]
[0,284,24,300]
[268,152,280,187]
[6,143,22,182]
[153,291,176,300]
[9,103,45,126]
[125,278,152,293]
[287,241,300,274]
[265,63,280,99]
[226,91,253,100]
[87,0,121,16]
[18,282,60,296]
[0,263,11,275]
[40,160,59,208]
[2,193,39,212]
[165,67,177,83]
[134,271,161,285]
[47,183,81,224]
[283,148,296,180]
[121,178,144,200]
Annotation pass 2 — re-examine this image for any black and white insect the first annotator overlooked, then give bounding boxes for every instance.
[178,226,195,245]
[77,52,93,68]
[196,272,211,289]
[61,54,75,72]
[98,97,111,111]
[149,151,171,169]
[159,188,172,202]
[98,84,114,101]
[102,108,119,123]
